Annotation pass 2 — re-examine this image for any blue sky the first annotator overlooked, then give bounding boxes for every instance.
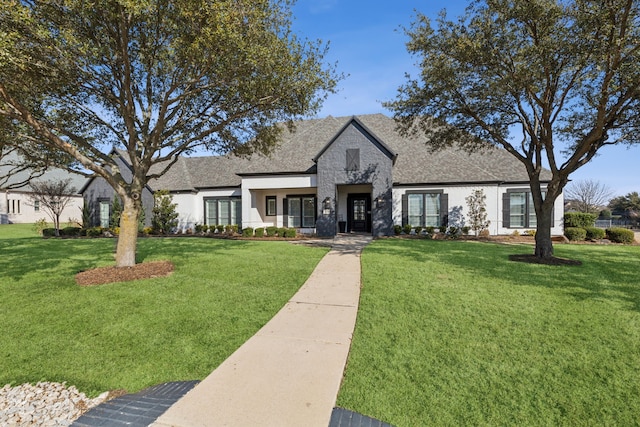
[290,0,640,198]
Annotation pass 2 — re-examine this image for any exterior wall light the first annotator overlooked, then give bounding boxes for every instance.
[375,196,385,208]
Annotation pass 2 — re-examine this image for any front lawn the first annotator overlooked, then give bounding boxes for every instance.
[0,224,328,396]
[339,239,640,426]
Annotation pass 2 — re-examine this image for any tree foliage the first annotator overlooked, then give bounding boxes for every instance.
[29,179,77,236]
[0,0,338,266]
[465,189,490,236]
[387,0,640,259]
[565,179,614,214]
[151,190,179,235]
[609,191,640,218]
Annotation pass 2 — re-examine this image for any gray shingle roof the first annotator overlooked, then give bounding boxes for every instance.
[148,113,546,192]
[0,151,87,193]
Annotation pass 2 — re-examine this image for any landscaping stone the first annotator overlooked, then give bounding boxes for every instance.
[0,382,109,426]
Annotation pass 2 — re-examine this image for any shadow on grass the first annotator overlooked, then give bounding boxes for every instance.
[366,239,640,312]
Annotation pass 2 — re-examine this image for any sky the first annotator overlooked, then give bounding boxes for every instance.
[289,0,640,198]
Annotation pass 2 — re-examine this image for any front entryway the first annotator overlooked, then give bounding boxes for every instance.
[347,193,371,233]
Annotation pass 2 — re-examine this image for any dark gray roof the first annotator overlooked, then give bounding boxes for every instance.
[146,113,545,192]
[0,151,87,193]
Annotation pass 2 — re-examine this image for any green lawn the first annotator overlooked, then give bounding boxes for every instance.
[338,239,640,426]
[0,224,328,396]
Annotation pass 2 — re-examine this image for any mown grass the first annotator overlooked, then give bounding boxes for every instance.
[338,239,640,426]
[0,224,328,396]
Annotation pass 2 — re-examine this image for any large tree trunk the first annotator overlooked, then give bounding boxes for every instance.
[115,196,140,267]
[533,192,560,259]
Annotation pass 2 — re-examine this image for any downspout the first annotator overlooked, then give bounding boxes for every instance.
[496,182,504,235]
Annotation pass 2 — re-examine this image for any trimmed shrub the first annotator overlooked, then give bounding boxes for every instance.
[266,226,278,237]
[425,226,435,234]
[61,226,82,236]
[277,227,286,237]
[255,228,265,238]
[606,227,635,244]
[414,226,423,235]
[216,225,224,233]
[524,229,537,237]
[461,226,470,235]
[564,227,587,241]
[284,228,297,238]
[403,224,412,234]
[86,227,103,237]
[584,227,606,240]
[564,212,597,228]
[242,227,254,237]
[438,225,447,233]
[393,225,402,235]
[42,228,58,237]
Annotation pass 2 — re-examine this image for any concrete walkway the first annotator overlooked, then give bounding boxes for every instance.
[152,235,371,427]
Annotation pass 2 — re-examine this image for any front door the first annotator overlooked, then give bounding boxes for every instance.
[347,194,371,233]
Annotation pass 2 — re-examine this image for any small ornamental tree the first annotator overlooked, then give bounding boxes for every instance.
[466,189,490,237]
[29,179,77,236]
[152,190,179,235]
[110,196,122,230]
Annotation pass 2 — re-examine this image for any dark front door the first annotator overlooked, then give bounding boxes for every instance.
[347,194,371,233]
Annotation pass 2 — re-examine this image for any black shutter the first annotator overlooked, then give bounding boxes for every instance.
[402,194,408,226]
[502,192,511,228]
[440,193,449,226]
[314,197,318,223]
[283,198,288,227]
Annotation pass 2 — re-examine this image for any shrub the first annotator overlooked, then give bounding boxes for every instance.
[42,228,58,237]
[242,227,254,237]
[62,226,82,236]
[414,226,423,235]
[194,224,204,233]
[152,190,179,234]
[284,228,297,238]
[393,225,402,235]
[425,226,435,234]
[266,226,278,237]
[438,225,447,233]
[86,227,103,237]
[461,226,470,235]
[255,228,265,238]
[584,227,606,240]
[524,229,537,237]
[33,218,48,235]
[403,224,412,234]
[606,227,635,244]
[216,225,224,233]
[564,212,597,228]
[447,226,460,238]
[479,229,490,238]
[142,226,153,235]
[277,227,286,237]
[564,227,587,241]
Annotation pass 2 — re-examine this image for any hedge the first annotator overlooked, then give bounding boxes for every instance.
[564,212,597,228]
[564,227,587,241]
[606,227,635,244]
[584,226,605,240]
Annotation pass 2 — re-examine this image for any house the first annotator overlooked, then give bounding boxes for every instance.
[81,114,564,236]
[0,152,86,225]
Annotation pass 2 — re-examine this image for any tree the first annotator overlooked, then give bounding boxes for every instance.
[565,179,614,214]
[0,0,338,267]
[151,190,179,235]
[609,192,640,224]
[29,179,77,236]
[386,0,640,260]
[466,189,490,237]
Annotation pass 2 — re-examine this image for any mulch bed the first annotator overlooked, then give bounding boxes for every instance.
[508,254,582,266]
[76,261,174,286]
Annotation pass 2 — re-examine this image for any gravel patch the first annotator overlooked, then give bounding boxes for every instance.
[0,382,109,426]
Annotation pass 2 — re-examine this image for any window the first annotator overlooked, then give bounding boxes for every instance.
[205,198,241,227]
[99,200,110,228]
[403,191,448,227]
[266,196,277,216]
[346,149,360,171]
[34,200,40,212]
[284,196,316,228]
[503,190,545,228]
[9,199,20,214]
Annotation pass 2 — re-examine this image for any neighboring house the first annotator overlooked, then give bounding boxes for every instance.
[81,114,564,236]
[0,152,86,225]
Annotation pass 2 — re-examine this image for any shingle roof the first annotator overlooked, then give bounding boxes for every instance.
[147,113,546,192]
[0,151,87,193]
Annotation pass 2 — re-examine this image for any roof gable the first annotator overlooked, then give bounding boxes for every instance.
[312,116,397,164]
